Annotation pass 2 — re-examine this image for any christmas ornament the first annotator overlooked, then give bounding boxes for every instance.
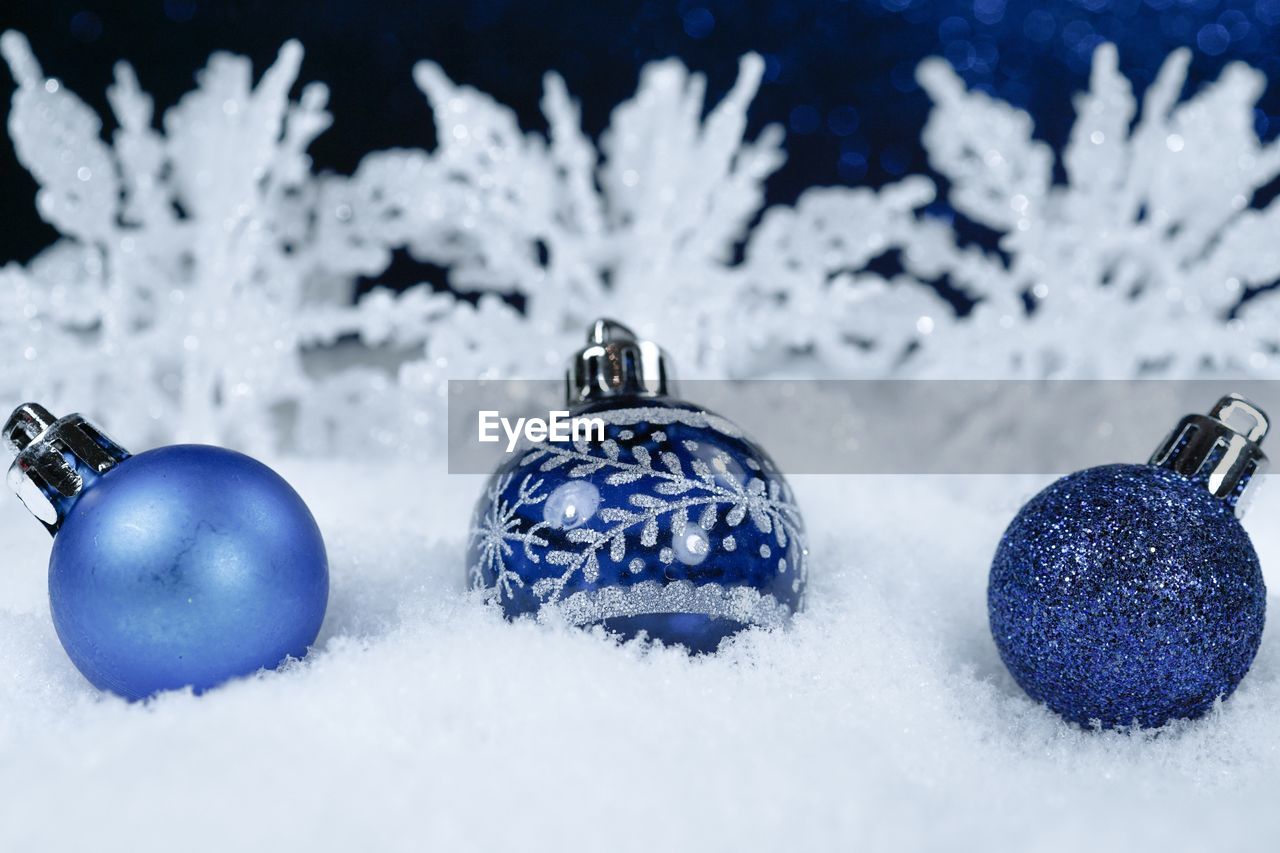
[467,319,807,653]
[989,394,1269,728]
[4,403,329,700]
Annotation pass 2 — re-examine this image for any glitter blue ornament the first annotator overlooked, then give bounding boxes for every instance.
[4,403,328,700]
[467,320,807,653]
[989,394,1269,728]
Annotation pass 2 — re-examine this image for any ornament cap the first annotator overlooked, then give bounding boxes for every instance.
[565,319,673,405]
[3,403,131,534]
[1150,393,1269,518]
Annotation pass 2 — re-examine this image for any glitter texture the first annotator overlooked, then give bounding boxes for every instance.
[988,463,1266,729]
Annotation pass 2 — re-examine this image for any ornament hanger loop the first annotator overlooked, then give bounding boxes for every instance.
[1150,393,1269,518]
[4,402,58,454]
[1210,394,1268,443]
[3,403,131,533]
[565,318,673,404]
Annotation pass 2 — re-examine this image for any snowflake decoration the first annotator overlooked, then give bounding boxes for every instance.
[3,31,1279,457]
[336,53,794,380]
[0,31,433,451]
[470,471,549,601]
[339,38,1280,388]
[903,44,1280,378]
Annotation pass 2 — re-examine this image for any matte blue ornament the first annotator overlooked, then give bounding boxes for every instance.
[4,403,328,700]
[467,320,807,653]
[989,394,1269,728]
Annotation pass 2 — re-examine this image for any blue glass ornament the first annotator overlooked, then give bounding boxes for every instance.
[467,320,807,653]
[4,403,328,700]
[989,394,1269,728]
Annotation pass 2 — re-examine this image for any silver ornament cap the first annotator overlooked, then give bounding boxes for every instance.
[1150,393,1268,518]
[3,403,131,533]
[565,319,673,405]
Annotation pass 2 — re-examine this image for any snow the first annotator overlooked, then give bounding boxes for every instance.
[2,463,1278,852]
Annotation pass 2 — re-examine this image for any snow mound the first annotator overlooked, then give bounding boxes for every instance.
[1,463,1277,852]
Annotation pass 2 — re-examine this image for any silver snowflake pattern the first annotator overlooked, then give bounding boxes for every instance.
[469,471,550,601]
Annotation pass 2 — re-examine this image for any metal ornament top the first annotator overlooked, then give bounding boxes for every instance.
[3,403,131,533]
[1150,393,1269,518]
[566,319,673,405]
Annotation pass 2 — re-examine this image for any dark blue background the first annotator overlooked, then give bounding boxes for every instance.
[3,0,1278,275]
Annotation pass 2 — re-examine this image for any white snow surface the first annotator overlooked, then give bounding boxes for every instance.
[1,463,1278,852]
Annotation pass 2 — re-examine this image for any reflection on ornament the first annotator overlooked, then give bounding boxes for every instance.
[543,481,601,530]
[672,527,711,566]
